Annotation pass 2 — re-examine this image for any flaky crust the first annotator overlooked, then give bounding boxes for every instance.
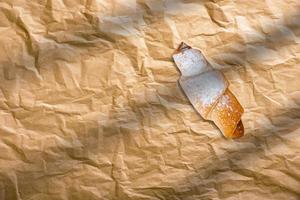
[207,89,244,138]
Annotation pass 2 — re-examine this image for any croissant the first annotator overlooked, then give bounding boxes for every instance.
[173,42,244,138]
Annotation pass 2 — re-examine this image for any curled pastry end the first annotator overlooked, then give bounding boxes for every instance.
[174,42,191,54]
[231,120,244,139]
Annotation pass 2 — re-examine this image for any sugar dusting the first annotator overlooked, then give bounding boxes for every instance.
[173,44,229,118]
[215,92,236,121]
[180,70,228,117]
[173,48,210,77]
[216,94,231,110]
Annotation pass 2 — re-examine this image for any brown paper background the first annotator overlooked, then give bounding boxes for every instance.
[0,0,300,199]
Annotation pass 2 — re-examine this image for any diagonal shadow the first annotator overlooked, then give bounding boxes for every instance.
[130,107,300,199]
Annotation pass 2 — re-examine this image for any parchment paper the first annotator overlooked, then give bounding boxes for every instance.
[0,0,300,199]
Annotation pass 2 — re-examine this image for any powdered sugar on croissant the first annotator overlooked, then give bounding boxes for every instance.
[179,70,228,119]
[173,42,244,138]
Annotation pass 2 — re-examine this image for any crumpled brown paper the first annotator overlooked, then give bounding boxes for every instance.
[0,0,300,199]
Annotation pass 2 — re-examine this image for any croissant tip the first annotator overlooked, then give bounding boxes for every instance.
[231,120,244,139]
[174,42,191,55]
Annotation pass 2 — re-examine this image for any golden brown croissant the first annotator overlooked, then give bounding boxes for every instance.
[173,42,244,138]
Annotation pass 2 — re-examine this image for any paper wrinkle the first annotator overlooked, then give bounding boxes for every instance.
[0,0,300,200]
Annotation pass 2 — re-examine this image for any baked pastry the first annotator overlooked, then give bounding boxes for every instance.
[173,42,244,138]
